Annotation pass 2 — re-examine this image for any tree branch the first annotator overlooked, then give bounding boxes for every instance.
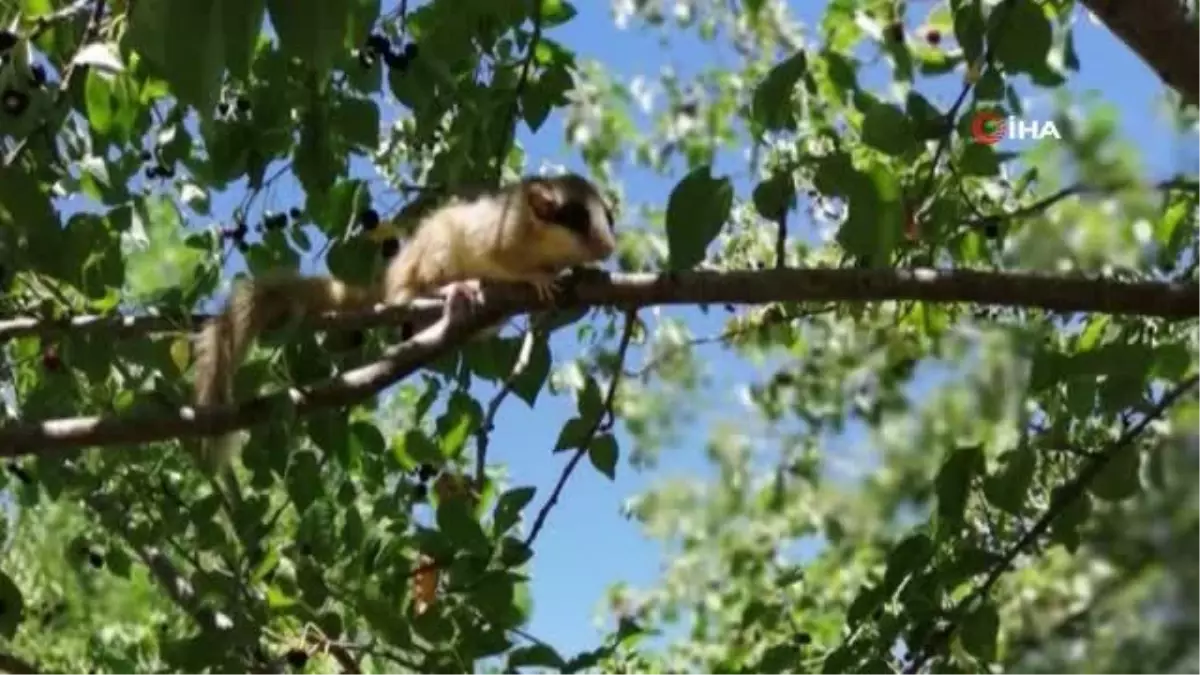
[0,268,1194,457]
[0,268,1194,345]
[523,310,637,548]
[0,299,443,342]
[1079,0,1199,106]
[903,373,1200,673]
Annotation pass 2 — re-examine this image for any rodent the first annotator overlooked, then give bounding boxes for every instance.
[192,173,617,479]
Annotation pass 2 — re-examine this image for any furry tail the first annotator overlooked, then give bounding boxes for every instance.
[192,274,379,473]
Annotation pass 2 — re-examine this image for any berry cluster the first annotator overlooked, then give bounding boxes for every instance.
[356,31,419,72]
[0,30,47,118]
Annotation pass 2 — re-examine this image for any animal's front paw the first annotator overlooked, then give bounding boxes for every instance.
[529,277,563,306]
[441,280,484,319]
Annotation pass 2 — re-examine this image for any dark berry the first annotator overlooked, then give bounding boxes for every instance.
[41,346,61,372]
[413,483,428,502]
[289,207,303,219]
[366,32,390,55]
[885,22,904,43]
[159,164,175,178]
[87,550,104,568]
[348,330,365,348]
[380,237,400,259]
[143,166,157,180]
[1,88,29,117]
[403,42,419,61]
[359,208,380,231]
[383,49,410,71]
[417,464,436,482]
[796,632,812,645]
[263,211,288,230]
[139,150,153,162]
[285,649,309,670]
[983,221,999,239]
[925,29,942,45]
[236,96,251,113]
[216,101,230,117]
[0,30,16,53]
[28,63,46,87]
[5,463,32,485]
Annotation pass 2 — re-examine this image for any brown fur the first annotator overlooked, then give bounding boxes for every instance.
[192,173,616,472]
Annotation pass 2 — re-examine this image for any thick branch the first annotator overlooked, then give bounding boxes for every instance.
[0,269,1194,344]
[1079,0,1199,106]
[0,300,444,342]
[0,304,509,457]
[0,268,1194,457]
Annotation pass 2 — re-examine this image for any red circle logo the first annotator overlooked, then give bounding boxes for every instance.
[970,111,1005,144]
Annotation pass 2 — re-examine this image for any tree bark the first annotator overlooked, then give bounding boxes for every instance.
[1080,0,1199,106]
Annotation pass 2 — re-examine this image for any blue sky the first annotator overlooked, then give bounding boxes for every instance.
[95,0,1197,662]
[471,0,1197,658]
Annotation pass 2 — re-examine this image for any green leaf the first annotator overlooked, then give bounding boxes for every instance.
[1089,448,1142,502]
[510,336,552,406]
[333,96,381,151]
[960,142,1000,176]
[1049,485,1092,553]
[286,449,323,513]
[307,411,350,459]
[991,0,1052,75]
[397,429,442,466]
[553,417,591,452]
[751,51,807,132]
[267,0,352,76]
[105,547,133,579]
[127,0,225,114]
[0,570,25,639]
[953,0,985,65]
[665,165,733,271]
[508,644,566,670]
[540,0,578,27]
[860,102,915,157]
[578,375,604,420]
[588,433,619,480]
[436,499,490,555]
[837,165,903,265]
[752,172,796,221]
[983,447,1036,515]
[959,600,999,662]
[883,533,933,593]
[493,486,537,537]
[935,445,983,537]
[223,0,267,79]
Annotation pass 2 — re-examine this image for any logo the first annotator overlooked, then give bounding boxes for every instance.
[968,110,1061,144]
[970,111,1006,144]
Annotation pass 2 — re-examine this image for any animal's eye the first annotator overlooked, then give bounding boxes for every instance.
[554,202,591,235]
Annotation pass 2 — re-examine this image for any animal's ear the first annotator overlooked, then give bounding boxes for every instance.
[525,179,559,220]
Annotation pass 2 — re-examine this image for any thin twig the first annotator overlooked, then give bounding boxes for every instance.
[912,0,1019,220]
[969,177,1200,228]
[903,373,1200,673]
[475,320,544,491]
[493,0,544,182]
[774,210,788,268]
[523,310,638,548]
